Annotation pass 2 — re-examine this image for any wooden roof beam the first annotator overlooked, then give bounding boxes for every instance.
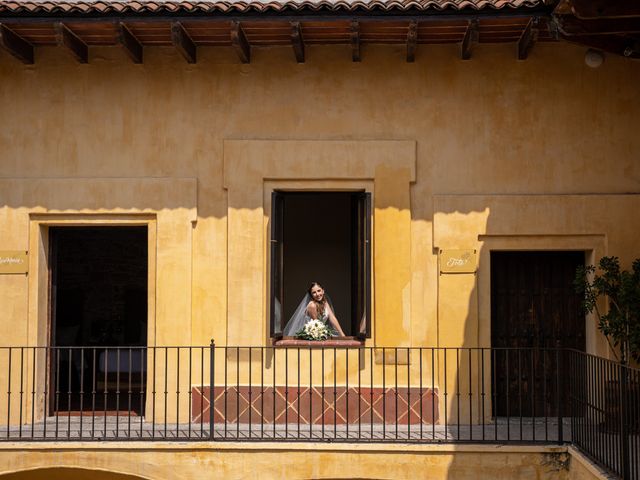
[518,17,539,60]
[171,22,196,64]
[0,23,33,64]
[406,20,418,62]
[118,23,142,64]
[55,22,88,63]
[231,21,250,64]
[555,15,640,36]
[351,20,361,62]
[568,0,640,19]
[461,19,479,60]
[291,21,305,63]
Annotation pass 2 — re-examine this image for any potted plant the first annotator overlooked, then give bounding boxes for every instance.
[575,256,640,433]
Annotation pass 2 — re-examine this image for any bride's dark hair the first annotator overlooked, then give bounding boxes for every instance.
[308,281,326,317]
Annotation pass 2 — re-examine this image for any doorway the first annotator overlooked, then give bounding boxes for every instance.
[49,227,148,414]
[491,251,585,417]
[270,192,371,338]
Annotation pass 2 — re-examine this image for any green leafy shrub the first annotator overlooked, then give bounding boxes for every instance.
[575,257,640,364]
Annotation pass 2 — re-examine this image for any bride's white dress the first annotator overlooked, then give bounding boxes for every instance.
[282,293,334,336]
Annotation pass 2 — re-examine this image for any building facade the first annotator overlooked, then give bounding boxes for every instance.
[0,0,639,477]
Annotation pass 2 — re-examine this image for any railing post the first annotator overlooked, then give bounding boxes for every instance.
[209,339,215,441]
[619,363,630,480]
[556,347,563,445]
[567,350,574,446]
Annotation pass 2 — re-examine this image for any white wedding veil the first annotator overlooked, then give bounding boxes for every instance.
[282,291,337,336]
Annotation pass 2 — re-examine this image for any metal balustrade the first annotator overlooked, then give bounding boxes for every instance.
[0,345,637,479]
[568,350,640,480]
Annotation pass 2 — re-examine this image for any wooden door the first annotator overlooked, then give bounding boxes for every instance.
[491,251,585,417]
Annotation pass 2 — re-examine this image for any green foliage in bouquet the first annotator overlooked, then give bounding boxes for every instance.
[295,319,338,341]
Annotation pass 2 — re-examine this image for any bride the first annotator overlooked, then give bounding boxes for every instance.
[283,282,346,337]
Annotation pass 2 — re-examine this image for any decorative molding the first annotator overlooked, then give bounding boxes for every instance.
[223,139,416,348]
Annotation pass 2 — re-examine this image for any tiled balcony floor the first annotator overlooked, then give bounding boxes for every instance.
[0,417,572,443]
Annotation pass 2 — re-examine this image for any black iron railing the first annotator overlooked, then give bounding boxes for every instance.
[0,345,637,478]
[568,350,640,480]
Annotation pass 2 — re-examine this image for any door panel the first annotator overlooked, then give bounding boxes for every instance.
[491,251,585,417]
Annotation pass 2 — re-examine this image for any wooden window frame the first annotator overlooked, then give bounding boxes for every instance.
[269,190,371,345]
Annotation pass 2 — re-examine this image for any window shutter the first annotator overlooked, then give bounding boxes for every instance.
[270,191,284,337]
[354,192,371,337]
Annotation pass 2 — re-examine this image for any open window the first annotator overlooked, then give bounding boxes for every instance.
[270,191,371,340]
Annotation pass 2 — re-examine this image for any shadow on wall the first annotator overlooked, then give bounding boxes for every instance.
[436,203,489,453]
[441,206,512,479]
[442,200,600,479]
[0,468,150,480]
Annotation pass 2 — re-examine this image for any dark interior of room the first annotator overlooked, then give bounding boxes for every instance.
[282,193,354,336]
[50,226,148,414]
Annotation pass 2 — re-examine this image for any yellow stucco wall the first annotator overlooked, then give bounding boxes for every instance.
[0,41,639,437]
[567,447,611,480]
[0,443,601,480]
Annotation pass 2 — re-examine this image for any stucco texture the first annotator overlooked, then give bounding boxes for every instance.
[0,443,609,480]
[0,42,639,469]
[1,41,638,352]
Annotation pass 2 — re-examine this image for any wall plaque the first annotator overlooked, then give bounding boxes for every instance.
[0,251,29,274]
[439,249,477,274]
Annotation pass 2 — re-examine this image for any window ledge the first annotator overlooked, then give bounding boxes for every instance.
[272,337,364,348]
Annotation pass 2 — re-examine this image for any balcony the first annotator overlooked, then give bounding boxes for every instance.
[0,346,637,479]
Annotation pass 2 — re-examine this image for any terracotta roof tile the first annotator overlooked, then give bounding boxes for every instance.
[0,0,544,14]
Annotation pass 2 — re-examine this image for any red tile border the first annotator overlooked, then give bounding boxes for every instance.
[192,385,439,425]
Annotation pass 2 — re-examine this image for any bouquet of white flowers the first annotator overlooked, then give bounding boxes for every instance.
[295,319,337,341]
